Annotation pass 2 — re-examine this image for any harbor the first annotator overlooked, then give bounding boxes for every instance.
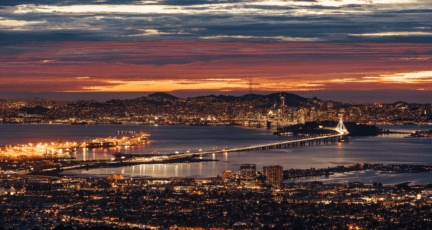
[0,131,149,158]
[0,131,151,174]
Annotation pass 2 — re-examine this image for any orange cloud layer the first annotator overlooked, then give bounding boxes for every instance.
[1,41,431,92]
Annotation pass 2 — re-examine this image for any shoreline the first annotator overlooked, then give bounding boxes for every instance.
[28,163,432,186]
[30,158,219,177]
[37,169,432,186]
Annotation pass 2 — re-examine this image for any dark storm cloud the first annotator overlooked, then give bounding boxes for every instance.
[345,35,432,43]
[0,0,431,43]
[0,31,107,45]
[0,0,252,6]
[3,43,430,68]
[0,0,137,6]
[158,0,244,5]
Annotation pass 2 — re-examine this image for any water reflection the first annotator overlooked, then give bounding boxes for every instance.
[62,131,432,181]
[336,142,344,165]
[213,160,217,177]
[75,144,149,161]
[82,149,86,161]
[198,162,202,176]
[287,170,432,186]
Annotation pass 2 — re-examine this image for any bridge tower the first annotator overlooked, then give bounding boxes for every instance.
[336,116,348,133]
[238,110,245,119]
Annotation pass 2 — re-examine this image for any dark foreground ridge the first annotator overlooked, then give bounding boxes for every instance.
[2,164,432,230]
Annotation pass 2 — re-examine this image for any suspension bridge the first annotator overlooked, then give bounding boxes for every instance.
[126,118,350,163]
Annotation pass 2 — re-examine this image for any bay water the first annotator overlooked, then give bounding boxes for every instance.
[1,124,431,184]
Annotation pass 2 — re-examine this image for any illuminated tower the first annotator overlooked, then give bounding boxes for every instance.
[280,92,285,107]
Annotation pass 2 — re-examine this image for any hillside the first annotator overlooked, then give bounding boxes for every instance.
[147,92,178,100]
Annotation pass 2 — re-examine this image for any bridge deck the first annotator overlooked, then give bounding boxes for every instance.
[125,129,348,163]
[191,130,347,156]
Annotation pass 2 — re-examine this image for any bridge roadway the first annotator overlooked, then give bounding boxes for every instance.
[128,128,349,163]
[192,129,347,156]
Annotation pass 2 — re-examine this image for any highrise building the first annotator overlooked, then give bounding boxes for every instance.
[222,170,234,181]
[280,93,285,108]
[262,165,283,187]
[239,164,256,180]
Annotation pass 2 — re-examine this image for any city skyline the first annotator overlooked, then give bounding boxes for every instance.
[1,0,431,102]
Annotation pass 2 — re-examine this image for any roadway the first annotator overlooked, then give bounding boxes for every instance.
[147,128,349,161]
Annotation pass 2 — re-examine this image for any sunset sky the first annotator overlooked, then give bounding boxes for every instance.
[1,0,431,102]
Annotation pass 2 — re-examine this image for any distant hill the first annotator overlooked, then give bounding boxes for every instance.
[194,92,309,107]
[186,92,311,108]
[391,101,408,105]
[266,92,309,105]
[148,92,178,100]
[18,106,50,114]
[137,92,310,107]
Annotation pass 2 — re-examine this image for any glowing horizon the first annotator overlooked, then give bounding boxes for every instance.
[0,0,431,100]
[1,41,431,93]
